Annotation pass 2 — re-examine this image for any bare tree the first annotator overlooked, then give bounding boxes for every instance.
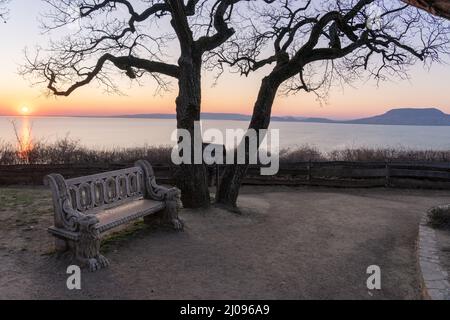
[210,0,450,208]
[22,0,253,208]
[0,0,9,22]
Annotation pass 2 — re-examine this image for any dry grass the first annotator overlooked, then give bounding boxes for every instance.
[279,145,450,163]
[1,139,449,165]
[279,145,326,162]
[0,137,172,165]
[327,147,450,162]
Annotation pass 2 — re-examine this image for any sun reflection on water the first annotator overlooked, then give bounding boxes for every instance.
[13,117,33,162]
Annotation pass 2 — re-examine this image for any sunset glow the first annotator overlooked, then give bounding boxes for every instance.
[0,2,449,120]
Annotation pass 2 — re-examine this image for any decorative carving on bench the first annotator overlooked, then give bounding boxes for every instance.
[136,160,184,230]
[45,160,183,272]
[164,188,184,230]
[76,214,110,272]
[45,174,80,233]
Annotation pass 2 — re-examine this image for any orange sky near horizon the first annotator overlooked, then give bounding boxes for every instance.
[0,2,449,120]
[2,63,449,120]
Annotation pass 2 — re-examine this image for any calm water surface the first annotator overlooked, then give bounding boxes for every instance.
[0,116,449,152]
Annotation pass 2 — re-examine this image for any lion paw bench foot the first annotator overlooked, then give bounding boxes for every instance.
[45,160,183,272]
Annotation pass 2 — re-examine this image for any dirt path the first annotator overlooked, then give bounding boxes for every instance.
[0,186,448,299]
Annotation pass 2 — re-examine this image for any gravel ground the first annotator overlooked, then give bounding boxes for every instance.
[0,186,448,300]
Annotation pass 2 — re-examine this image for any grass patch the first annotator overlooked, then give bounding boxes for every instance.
[0,189,37,208]
[0,188,52,226]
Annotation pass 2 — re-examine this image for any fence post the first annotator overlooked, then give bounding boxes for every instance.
[307,160,312,182]
[215,164,220,189]
[385,161,390,188]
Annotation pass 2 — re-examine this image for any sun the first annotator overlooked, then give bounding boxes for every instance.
[20,106,30,115]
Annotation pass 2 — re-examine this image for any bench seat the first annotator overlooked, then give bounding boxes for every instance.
[48,198,166,240]
[45,160,183,272]
[96,199,165,233]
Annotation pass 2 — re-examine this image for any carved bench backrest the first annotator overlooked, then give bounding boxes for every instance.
[65,166,146,214]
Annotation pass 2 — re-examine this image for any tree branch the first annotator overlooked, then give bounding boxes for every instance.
[43,53,179,96]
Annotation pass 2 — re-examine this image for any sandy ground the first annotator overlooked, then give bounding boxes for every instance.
[0,186,449,300]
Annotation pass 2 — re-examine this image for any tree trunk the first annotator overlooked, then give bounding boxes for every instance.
[216,76,281,208]
[174,54,211,208]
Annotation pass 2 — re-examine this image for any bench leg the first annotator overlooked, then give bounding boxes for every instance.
[163,199,184,231]
[143,201,184,231]
[165,189,184,230]
[75,215,110,272]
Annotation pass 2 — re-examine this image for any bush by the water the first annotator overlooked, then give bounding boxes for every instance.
[0,138,172,165]
[327,147,450,162]
[1,138,450,165]
[427,205,450,229]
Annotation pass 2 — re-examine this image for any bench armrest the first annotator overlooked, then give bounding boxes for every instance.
[45,173,97,233]
[135,160,182,203]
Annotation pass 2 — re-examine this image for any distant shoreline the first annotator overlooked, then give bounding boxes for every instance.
[1,107,449,126]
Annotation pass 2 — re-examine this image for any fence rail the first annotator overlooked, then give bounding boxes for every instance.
[240,161,450,189]
[1,161,450,189]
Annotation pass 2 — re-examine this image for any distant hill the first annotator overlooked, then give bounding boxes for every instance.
[344,108,450,126]
[286,108,450,126]
[116,108,450,126]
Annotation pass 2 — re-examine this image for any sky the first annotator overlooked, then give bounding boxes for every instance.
[0,1,449,120]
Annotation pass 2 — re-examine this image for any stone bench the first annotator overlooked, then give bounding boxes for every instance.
[45,160,183,272]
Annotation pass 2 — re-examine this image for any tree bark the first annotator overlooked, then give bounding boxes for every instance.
[166,1,211,209]
[174,53,211,208]
[216,75,281,208]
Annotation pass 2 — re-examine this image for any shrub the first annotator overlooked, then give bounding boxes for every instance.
[0,137,172,165]
[279,145,326,163]
[0,137,449,165]
[427,205,450,229]
[327,147,450,162]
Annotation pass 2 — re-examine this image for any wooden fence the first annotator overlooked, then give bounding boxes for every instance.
[0,163,175,186]
[239,161,450,189]
[1,161,450,190]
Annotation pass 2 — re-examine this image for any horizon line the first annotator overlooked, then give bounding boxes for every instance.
[0,106,445,122]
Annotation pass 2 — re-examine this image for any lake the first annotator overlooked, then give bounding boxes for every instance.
[1,116,449,152]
